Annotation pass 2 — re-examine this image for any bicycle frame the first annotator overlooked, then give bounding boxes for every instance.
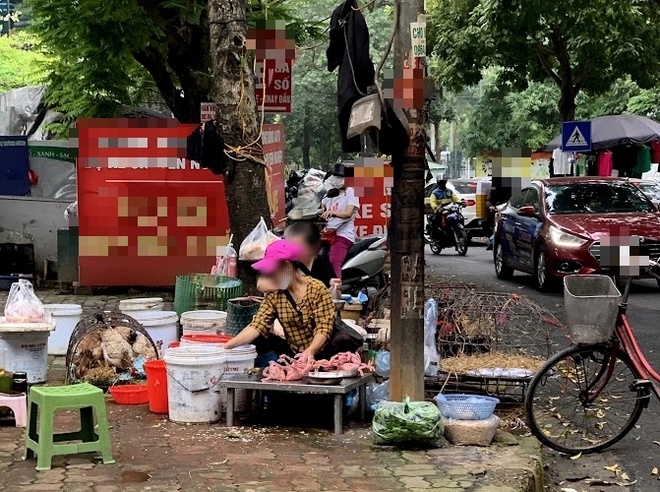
[582,272,660,405]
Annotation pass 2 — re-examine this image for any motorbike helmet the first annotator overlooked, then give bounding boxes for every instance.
[436,173,448,189]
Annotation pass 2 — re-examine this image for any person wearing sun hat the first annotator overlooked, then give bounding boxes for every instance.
[223,239,339,363]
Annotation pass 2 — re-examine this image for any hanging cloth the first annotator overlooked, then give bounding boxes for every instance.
[327,0,376,153]
[633,145,652,176]
[596,151,613,177]
[574,155,586,177]
[652,140,660,163]
[551,148,571,175]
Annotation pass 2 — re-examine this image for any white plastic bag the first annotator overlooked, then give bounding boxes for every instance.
[424,298,439,376]
[239,217,278,261]
[4,279,48,323]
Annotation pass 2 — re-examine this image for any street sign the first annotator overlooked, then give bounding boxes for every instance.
[562,120,592,152]
[200,102,215,122]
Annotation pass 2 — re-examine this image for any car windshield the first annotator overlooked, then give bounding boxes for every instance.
[637,183,660,202]
[546,183,656,215]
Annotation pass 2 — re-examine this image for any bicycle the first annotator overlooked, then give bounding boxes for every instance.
[525,260,660,454]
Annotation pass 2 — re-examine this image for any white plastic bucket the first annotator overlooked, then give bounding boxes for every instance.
[180,310,227,335]
[0,318,54,383]
[164,345,225,423]
[222,345,257,412]
[43,304,82,356]
[119,297,164,315]
[130,310,179,354]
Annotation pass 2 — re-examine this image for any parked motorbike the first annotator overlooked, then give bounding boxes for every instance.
[426,203,468,256]
[341,235,388,300]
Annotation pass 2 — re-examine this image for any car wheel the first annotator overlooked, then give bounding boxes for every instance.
[535,246,555,292]
[494,242,514,279]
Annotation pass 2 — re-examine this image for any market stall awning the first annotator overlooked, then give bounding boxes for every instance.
[546,114,660,151]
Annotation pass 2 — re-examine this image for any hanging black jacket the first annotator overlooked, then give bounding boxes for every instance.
[326,0,375,153]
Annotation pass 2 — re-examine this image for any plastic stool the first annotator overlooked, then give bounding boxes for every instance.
[0,393,27,427]
[23,383,115,471]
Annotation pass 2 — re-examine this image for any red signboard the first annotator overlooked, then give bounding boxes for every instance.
[255,59,292,113]
[262,123,286,225]
[75,119,230,286]
[347,161,393,237]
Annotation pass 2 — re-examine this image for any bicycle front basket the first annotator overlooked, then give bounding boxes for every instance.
[563,275,621,344]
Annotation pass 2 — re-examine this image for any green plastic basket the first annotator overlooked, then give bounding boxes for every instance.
[225,296,263,336]
[174,274,243,318]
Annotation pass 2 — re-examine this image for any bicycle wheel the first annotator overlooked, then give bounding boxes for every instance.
[525,344,648,454]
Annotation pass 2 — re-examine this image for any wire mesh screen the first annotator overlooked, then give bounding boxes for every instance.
[65,311,161,387]
[437,292,568,368]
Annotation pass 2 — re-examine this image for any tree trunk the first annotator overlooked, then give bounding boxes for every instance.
[208,0,272,294]
[302,120,311,168]
[558,84,576,122]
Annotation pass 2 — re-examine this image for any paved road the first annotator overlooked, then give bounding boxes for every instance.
[425,243,660,492]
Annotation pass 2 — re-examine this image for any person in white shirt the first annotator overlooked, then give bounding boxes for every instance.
[321,164,360,277]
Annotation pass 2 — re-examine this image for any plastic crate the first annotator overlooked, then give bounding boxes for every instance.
[174,274,242,318]
[564,275,621,344]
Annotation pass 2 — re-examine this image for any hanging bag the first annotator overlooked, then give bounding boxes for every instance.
[239,217,279,261]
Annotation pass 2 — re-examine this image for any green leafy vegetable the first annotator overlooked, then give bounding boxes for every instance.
[373,397,443,447]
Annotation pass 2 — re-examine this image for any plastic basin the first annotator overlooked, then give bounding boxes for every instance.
[109,385,149,405]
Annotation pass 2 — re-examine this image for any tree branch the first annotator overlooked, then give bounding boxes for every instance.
[132,47,184,119]
[533,44,561,85]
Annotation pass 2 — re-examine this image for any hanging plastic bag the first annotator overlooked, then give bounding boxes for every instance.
[424,298,439,377]
[373,397,443,447]
[366,379,390,410]
[375,350,390,378]
[239,217,279,261]
[4,279,48,323]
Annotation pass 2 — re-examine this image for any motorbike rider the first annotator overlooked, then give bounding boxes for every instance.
[429,174,462,240]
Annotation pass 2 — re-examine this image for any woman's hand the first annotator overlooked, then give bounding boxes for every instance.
[299,350,315,363]
[321,210,333,219]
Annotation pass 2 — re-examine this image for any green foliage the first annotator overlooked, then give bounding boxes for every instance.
[428,0,660,120]
[459,73,660,155]
[0,30,50,93]
[282,2,395,167]
[28,0,325,128]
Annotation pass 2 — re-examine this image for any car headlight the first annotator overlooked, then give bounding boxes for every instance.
[549,225,588,248]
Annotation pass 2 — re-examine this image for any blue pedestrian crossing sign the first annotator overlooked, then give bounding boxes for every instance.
[562,120,592,152]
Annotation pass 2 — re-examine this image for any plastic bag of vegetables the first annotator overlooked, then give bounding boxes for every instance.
[373,397,443,447]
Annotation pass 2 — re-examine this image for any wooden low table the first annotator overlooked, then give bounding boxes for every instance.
[218,374,372,435]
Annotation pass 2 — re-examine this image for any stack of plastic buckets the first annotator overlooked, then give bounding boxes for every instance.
[180,310,227,336]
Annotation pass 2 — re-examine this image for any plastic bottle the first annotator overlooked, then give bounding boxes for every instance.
[225,235,237,278]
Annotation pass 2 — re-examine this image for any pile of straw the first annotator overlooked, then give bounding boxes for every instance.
[439,352,545,375]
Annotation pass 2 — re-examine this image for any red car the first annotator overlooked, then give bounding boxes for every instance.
[493,177,660,291]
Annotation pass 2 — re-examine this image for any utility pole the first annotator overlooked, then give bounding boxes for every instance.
[389,0,427,401]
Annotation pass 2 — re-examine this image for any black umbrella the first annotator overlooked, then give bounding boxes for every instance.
[546,114,660,151]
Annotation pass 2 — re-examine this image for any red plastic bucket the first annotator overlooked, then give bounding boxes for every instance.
[180,334,232,345]
[144,360,168,414]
